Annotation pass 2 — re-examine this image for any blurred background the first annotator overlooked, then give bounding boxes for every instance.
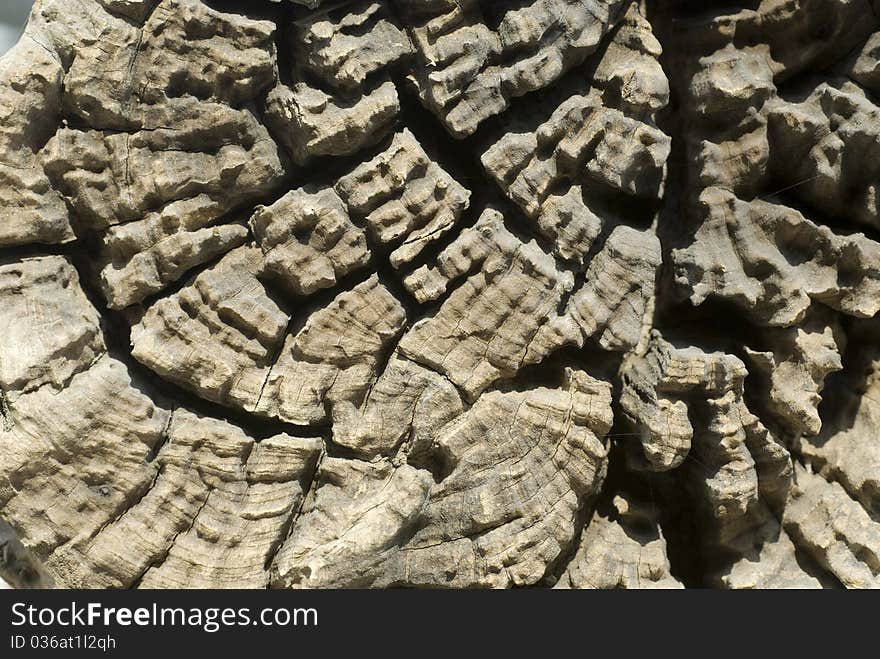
[0,1,34,56]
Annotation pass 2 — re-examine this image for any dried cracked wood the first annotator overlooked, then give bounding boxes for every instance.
[0,0,878,590]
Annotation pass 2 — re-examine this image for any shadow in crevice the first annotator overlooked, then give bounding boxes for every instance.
[815,318,880,442]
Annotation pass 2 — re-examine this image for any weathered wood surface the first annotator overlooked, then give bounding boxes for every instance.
[1,0,879,589]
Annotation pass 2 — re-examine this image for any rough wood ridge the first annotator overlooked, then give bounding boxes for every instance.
[1,0,879,589]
